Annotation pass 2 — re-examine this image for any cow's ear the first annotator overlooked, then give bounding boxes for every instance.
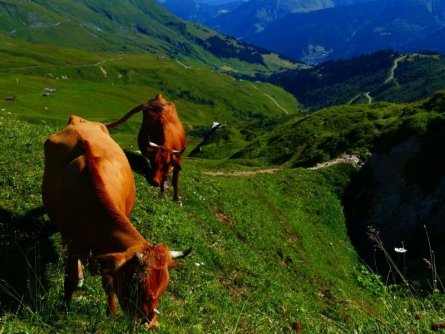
[95,252,132,274]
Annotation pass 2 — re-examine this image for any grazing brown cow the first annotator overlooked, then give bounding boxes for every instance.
[42,115,190,328]
[106,93,186,203]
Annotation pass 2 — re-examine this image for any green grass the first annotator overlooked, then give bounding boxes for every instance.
[1,20,445,333]
[0,36,299,150]
[267,51,445,110]
[2,114,445,333]
[193,91,445,169]
[0,0,296,76]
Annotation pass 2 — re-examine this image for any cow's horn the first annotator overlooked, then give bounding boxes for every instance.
[170,247,192,259]
[148,140,161,148]
[135,252,144,263]
[172,147,186,156]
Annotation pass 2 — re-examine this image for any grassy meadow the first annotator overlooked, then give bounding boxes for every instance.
[0,33,299,151]
[2,114,445,333]
[1,34,445,333]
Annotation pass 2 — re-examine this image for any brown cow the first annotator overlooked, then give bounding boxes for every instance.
[42,115,190,328]
[106,93,186,203]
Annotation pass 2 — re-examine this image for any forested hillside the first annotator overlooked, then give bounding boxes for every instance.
[267,51,445,110]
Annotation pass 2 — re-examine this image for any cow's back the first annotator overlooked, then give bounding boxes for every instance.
[42,116,136,251]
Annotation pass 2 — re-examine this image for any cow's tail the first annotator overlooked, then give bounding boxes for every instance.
[105,103,144,129]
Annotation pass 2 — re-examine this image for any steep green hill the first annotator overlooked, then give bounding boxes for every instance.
[192,90,445,168]
[2,113,445,333]
[0,33,299,149]
[1,5,445,332]
[0,0,296,75]
[267,51,445,110]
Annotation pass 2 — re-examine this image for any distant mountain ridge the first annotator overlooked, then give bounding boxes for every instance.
[0,0,294,74]
[157,0,244,23]
[207,0,373,38]
[206,0,445,63]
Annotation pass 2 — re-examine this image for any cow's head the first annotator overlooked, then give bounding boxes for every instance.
[143,93,175,123]
[144,141,185,187]
[96,244,191,328]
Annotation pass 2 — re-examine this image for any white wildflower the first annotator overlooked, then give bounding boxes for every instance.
[394,247,407,253]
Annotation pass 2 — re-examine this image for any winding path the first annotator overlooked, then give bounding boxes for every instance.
[264,94,289,114]
[384,55,407,85]
[0,60,107,72]
[348,54,407,105]
[175,59,191,69]
[203,154,362,177]
[364,92,372,104]
[203,168,281,177]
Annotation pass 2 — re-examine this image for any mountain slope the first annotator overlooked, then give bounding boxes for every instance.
[3,110,445,333]
[191,88,445,171]
[267,51,445,109]
[0,0,295,75]
[0,33,299,151]
[156,0,244,23]
[206,0,373,39]
[242,0,445,63]
[268,50,399,109]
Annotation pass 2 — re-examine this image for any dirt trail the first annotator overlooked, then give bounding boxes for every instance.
[307,154,362,170]
[0,60,107,72]
[203,154,362,177]
[264,94,289,114]
[203,168,281,177]
[348,54,407,105]
[384,55,407,84]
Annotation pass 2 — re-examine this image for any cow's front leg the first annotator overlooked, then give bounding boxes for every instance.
[77,260,84,288]
[102,275,117,315]
[160,176,166,195]
[64,252,80,307]
[172,167,181,204]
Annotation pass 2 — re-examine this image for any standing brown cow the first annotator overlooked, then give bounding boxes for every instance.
[106,93,186,203]
[42,115,190,328]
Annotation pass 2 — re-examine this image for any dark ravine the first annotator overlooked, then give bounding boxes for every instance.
[344,117,445,284]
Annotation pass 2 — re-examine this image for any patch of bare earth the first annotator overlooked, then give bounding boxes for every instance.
[215,211,233,226]
[203,168,280,177]
[307,154,362,170]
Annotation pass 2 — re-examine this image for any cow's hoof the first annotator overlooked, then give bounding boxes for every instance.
[175,197,183,206]
[144,317,159,330]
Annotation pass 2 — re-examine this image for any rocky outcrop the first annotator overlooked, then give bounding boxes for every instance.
[345,118,445,284]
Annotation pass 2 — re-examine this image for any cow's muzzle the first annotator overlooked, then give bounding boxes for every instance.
[150,178,161,187]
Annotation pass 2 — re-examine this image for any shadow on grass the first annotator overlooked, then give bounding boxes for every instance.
[0,207,57,313]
